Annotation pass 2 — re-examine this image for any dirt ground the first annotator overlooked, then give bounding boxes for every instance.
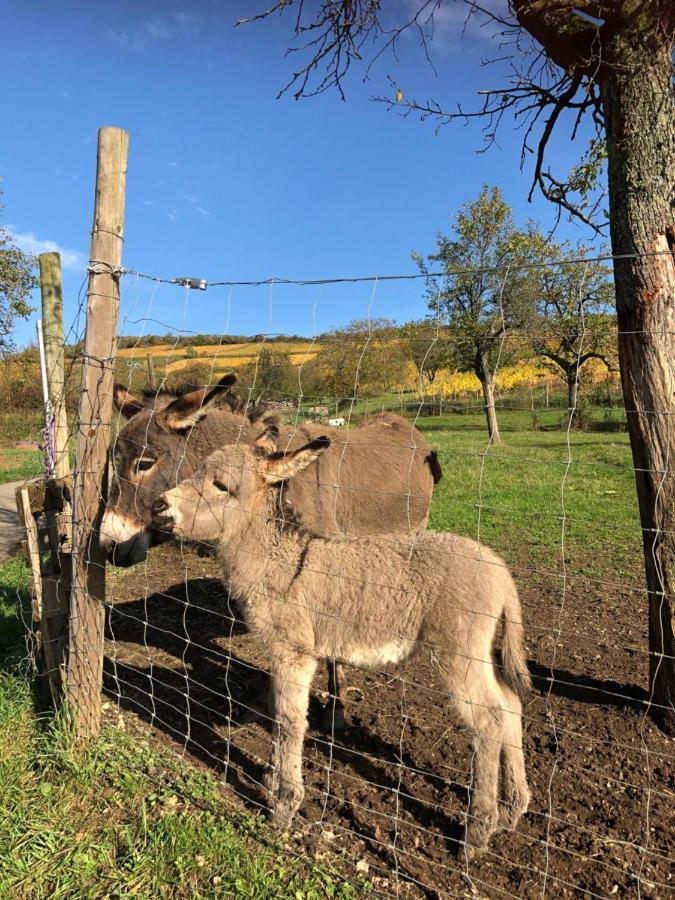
[106,543,674,899]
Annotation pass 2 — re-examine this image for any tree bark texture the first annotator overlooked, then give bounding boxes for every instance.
[567,376,579,414]
[480,374,501,445]
[601,36,675,732]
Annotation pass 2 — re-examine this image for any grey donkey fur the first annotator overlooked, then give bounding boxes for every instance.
[154,425,531,852]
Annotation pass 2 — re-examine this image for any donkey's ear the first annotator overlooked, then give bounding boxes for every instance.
[159,373,237,431]
[113,384,145,419]
[253,420,280,455]
[260,436,330,483]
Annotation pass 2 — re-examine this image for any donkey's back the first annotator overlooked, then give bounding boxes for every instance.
[282,413,440,537]
[280,530,529,694]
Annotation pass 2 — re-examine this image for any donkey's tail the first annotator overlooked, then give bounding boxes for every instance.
[426,450,443,484]
[501,581,532,695]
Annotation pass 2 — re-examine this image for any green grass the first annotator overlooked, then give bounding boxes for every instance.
[420,408,639,580]
[0,412,44,445]
[0,412,79,485]
[0,412,44,485]
[0,449,43,485]
[0,558,365,898]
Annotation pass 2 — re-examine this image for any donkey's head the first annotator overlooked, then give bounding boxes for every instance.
[100,373,241,566]
[152,424,331,543]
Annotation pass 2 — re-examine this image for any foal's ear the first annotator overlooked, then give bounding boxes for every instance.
[113,384,145,419]
[259,435,331,483]
[159,373,237,431]
[253,420,280,455]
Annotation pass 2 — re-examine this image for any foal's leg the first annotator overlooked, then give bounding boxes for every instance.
[323,660,347,733]
[442,658,504,852]
[465,702,504,850]
[497,684,530,829]
[268,651,318,830]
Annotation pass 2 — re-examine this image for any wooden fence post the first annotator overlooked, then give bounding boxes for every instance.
[68,127,129,738]
[39,252,70,480]
[29,252,73,704]
[146,353,157,390]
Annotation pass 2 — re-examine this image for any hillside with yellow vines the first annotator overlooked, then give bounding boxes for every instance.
[117,342,616,397]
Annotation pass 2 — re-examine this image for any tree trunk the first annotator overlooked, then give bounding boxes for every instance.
[479,368,501,445]
[567,375,579,416]
[601,36,675,733]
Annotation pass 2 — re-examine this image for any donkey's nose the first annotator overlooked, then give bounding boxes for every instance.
[152,497,170,516]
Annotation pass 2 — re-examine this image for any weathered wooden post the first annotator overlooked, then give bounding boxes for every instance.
[146,353,157,390]
[36,252,72,703]
[39,253,70,480]
[68,127,128,737]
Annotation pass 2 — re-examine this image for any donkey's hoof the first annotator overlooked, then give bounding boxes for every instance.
[498,790,530,830]
[269,805,295,831]
[270,781,304,830]
[322,704,346,733]
[464,813,498,854]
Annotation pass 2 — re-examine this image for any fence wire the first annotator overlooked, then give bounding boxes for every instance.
[17,252,675,898]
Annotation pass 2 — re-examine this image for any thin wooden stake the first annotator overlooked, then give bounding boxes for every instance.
[68,126,128,738]
[39,252,70,480]
[146,353,157,390]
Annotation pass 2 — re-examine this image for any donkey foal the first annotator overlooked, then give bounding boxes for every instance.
[154,426,531,851]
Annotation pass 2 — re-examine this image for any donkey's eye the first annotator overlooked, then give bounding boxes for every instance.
[213,478,229,493]
[134,457,156,475]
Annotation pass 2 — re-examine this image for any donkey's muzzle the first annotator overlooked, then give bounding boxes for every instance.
[151,497,175,536]
[152,497,170,515]
[105,532,150,567]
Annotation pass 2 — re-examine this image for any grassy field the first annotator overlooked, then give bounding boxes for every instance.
[117,342,319,359]
[0,413,44,485]
[419,408,638,574]
[0,558,365,898]
[0,449,42,485]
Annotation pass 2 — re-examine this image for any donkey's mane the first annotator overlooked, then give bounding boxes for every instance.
[140,383,268,423]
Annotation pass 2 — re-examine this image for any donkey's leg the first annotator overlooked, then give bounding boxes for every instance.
[268,652,317,830]
[323,659,347,733]
[498,685,530,829]
[464,679,504,852]
[442,659,504,852]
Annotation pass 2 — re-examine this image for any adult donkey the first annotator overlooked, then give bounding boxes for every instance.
[100,374,441,729]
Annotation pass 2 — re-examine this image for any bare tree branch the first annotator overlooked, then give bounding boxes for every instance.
[241,1,609,228]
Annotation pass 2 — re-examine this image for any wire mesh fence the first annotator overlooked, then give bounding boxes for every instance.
[16,252,675,898]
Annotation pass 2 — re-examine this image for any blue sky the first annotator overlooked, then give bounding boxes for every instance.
[3,1,599,345]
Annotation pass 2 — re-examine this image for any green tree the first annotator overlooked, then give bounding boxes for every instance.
[240,347,297,403]
[310,318,410,402]
[397,319,458,385]
[529,241,617,414]
[414,186,537,444]
[0,208,36,354]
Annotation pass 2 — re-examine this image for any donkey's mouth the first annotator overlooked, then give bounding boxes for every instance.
[106,531,150,567]
[149,498,177,540]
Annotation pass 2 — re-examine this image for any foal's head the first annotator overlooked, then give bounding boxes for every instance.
[152,424,331,542]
